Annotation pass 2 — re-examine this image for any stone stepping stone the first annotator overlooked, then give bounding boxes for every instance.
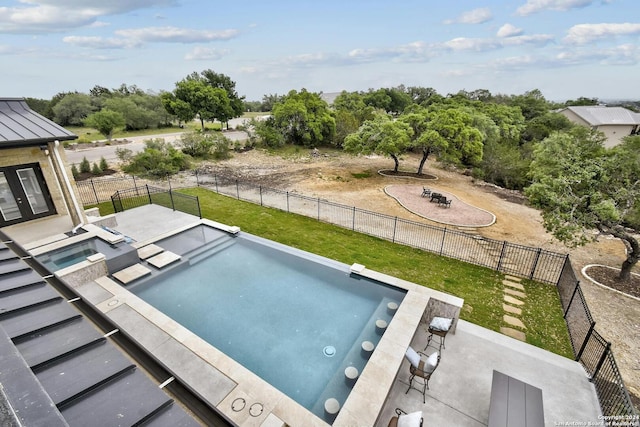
[504,275,522,282]
[500,327,526,342]
[147,251,181,269]
[504,314,526,329]
[137,244,164,260]
[504,288,527,299]
[503,304,522,315]
[502,279,525,291]
[112,263,151,284]
[504,295,525,306]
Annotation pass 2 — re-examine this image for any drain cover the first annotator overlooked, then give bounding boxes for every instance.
[323,346,336,357]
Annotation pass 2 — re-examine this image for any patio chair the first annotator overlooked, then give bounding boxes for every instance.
[421,187,431,197]
[405,347,440,404]
[388,408,423,427]
[424,316,453,352]
[430,192,443,203]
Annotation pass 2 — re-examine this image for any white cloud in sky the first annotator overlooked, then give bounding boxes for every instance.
[63,35,141,49]
[497,24,524,38]
[444,8,493,24]
[115,27,239,43]
[564,23,640,44]
[516,0,594,16]
[0,0,176,33]
[184,47,229,60]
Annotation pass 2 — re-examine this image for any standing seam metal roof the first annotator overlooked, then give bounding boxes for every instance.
[0,239,201,427]
[0,98,77,147]
[564,106,640,126]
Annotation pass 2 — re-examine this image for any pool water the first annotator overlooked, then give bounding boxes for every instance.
[35,238,126,271]
[128,230,405,421]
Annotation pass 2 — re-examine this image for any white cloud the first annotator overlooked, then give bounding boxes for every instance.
[63,36,141,49]
[564,23,640,44]
[501,34,554,46]
[115,27,239,43]
[497,24,524,38]
[0,0,176,33]
[347,41,433,63]
[443,37,500,52]
[444,7,493,24]
[184,47,230,61]
[516,0,594,16]
[555,44,640,65]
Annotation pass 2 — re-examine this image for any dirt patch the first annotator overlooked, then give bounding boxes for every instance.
[196,148,639,405]
[584,265,640,299]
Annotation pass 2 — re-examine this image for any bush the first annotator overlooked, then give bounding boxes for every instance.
[178,132,231,160]
[91,162,102,175]
[79,157,91,173]
[71,164,79,179]
[99,156,109,171]
[121,138,190,178]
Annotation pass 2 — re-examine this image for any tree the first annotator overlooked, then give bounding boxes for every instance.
[271,89,335,147]
[178,131,231,159]
[52,93,94,126]
[399,106,447,175]
[200,69,245,128]
[162,77,231,131]
[423,107,484,167]
[103,97,155,131]
[525,129,640,282]
[344,114,413,172]
[84,109,126,140]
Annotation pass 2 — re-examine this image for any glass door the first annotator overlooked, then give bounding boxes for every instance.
[0,164,56,226]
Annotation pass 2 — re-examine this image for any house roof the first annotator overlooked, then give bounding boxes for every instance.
[562,105,640,126]
[0,238,203,426]
[0,98,77,148]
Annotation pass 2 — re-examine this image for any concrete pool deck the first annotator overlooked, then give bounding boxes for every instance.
[5,205,602,426]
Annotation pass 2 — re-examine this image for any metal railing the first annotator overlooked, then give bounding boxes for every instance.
[79,172,637,418]
[110,184,201,218]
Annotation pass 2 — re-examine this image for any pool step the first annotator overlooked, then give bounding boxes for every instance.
[186,236,236,265]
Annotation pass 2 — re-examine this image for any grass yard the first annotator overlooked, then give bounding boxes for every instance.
[92,187,573,358]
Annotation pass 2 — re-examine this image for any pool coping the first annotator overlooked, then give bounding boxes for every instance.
[67,219,463,427]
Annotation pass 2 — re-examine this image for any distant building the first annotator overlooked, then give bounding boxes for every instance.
[558,106,640,148]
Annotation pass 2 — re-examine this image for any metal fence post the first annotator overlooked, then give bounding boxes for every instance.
[286,192,290,212]
[317,198,321,221]
[497,241,507,272]
[590,342,611,381]
[530,248,542,280]
[90,179,98,205]
[259,186,263,206]
[236,180,240,199]
[392,217,398,243]
[146,184,152,205]
[215,173,219,193]
[133,175,139,196]
[564,281,581,318]
[352,206,356,231]
[575,321,596,361]
[195,169,199,187]
[196,197,202,218]
[169,189,175,211]
[440,228,447,255]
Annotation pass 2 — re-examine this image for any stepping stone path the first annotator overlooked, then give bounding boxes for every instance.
[500,275,528,342]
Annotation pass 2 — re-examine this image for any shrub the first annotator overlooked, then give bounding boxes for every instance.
[79,157,91,173]
[99,156,109,171]
[71,164,79,179]
[91,162,102,175]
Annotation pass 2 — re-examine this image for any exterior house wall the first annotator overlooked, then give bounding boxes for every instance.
[594,125,635,148]
[0,145,86,225]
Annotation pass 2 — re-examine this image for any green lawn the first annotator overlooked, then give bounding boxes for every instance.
[92,187,574,358]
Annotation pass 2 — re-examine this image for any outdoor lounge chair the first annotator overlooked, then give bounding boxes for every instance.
[405,347,440,404]
[388,408,423,427]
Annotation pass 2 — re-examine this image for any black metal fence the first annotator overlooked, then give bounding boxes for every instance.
[79,173,637,418]
[110,184,201,218]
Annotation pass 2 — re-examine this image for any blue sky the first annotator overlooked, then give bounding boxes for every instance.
[1,0,639,102]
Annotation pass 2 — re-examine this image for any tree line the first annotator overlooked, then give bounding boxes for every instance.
[24,71,640,283]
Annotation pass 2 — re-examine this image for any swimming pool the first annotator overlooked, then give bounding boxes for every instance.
[35,237,134,272]
[127,226,406,422]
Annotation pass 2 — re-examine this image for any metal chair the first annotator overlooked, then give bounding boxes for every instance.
[406,350,440,404]
[388,408,423,427]
[421,187,431,197]
[424,316,452,352]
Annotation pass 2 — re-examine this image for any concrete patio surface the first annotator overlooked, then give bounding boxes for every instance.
[376,319,601,426]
